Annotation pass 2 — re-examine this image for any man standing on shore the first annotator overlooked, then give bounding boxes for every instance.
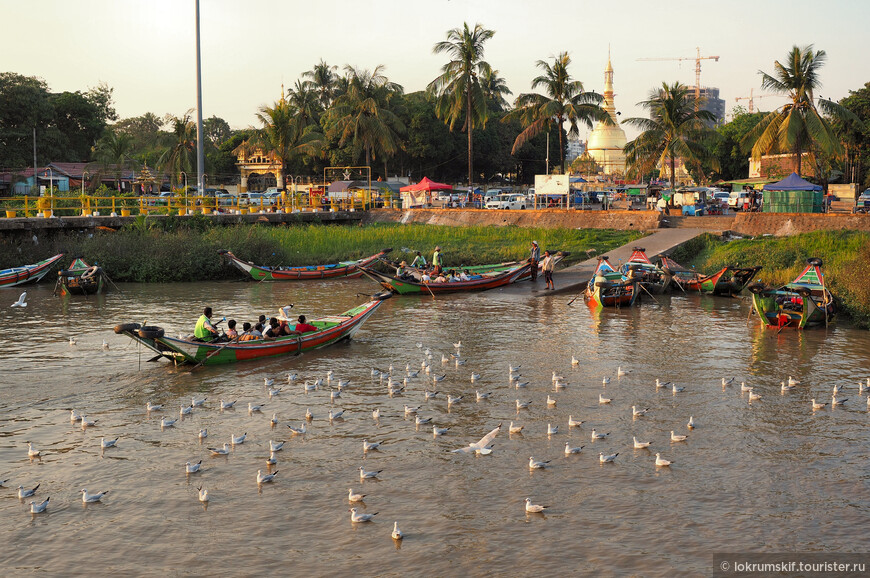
[530,240,540,282]
[432,246,443,275]
[541,250,556,290]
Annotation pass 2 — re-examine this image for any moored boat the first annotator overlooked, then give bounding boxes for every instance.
[55,257,106,297]
[385,252,568,282]
[585,256,638,307]
[619,247,668,294]
[220,248,392,281]
[664,258,761,296]
[114,292,392,366]
[747,258,834,329]
[0,254,64,288]
[359,262,531,295]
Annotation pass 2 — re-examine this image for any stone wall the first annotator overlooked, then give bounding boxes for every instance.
[732,212,870,236]
[364,208,662,231]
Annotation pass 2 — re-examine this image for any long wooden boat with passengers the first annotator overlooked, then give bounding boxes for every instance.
[585,256,638,308]
[0,253,64,288]
[358,262,532,295]
[384,252,568,281]
[220,248,392,281]
[747,258,834,329]
[114,292,392,366]
[661,257,761,296]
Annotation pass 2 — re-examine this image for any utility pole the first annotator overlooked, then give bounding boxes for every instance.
[33,128,38,195]
[195,0,205,195]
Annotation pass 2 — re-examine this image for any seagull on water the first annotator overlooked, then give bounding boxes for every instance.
[404,405,420,415]
[788,376,800,387]
[192,397,207,407]
[11,292,27,307]
[599,452,619,463]
[287,424,307,435]
[220,400,236,410]
[270,414,278,426]
[30,497,49,513]
[199,429,208,440]
[286,373,298,383]
[568,416,584,427]
[257,470,278,484]
[27,442,40,458]
[552,371,564,383]
[564,442,584,454]
[670,431,688,442]
[305,408,313,421]
[18,483,40,498]
[470,372,480,382]
[433,425,450,436]
[264,377,275,387]
[363,440,381,452]
[455,359,466,367]
[160,417,176,428]
[266,452,278,466]
[359,466,382,480]
[617,367,627,377]
[633,437,651,449]
[415,415,432,425]
[348,488,366,502]
[547,424,558,435]
[599,394,612,404]
[452,423,501,455]
[741,382,753,392]
[687,416,696,429]
[509,422,524,434]
[832,383,844,395]
[722,377,735,387]
[185,461,202,474]
[350,508,378,523]
[811,398,827,410]
[81,416,97,429]
[198,486,209,502]
[268,387,282,398]
[655,379,672,389]
[303,382,317,392]
[248,402,263,413]
[81,488,109,502]
[672,384,685,393]
[269,440,284,452]
[180,404,193,416]
[231,432,247,445]
[510,364,522,373]
[516,400,531,410]
[330,390,341,402]
[602,377,610,386]
[337,379,350,389]
[407,369,420,378]
[372,408,380,420]
[571,356,580,366]
[525,498,548,513]
[655,453,673,467]
[425,391,439,400]
[70,409,82,422]
[392,521,404,540]
[102,340,109,349]
[476,391,492,401]
[515,381,530,389]
[529,457,550,470]
[748,391,762,402]
[146,402,163,412]
[100,437,119,449]
[590,430,609,440]
[781,381,796,392]
[547,395,557,407]
[447,395,462,405]
[69,337,76,346]
[454,340,462,349]
[208,444,230,456]
[832,395,848,406]
[632,406,649,417]
[328,410,344,421]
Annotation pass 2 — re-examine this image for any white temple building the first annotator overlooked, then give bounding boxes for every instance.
[586,53,627,176]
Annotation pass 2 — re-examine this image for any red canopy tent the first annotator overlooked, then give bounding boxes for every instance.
[400,177,453,206]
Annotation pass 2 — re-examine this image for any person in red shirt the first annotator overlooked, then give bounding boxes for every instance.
[294,315,318,333]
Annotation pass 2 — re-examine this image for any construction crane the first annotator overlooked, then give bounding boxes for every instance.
[734,88,773,114]
[637,47,720,109]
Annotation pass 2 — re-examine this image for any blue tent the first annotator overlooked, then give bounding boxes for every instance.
[762,172,822,191]
[569,176,587,183]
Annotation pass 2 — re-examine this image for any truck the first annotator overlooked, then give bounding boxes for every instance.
[485,193,528,210]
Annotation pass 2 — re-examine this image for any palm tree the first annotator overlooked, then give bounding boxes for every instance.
[480,68,512,112]
[159,111,197,189]
[742,45,854,176]
[323,65,405,170]
[94,130,133,192]
[303,60,339,108]
[504,52,609,174]
[250,96,323,189]
[622,82,717,191]
[287,79,322,128]
[428,22,496,187]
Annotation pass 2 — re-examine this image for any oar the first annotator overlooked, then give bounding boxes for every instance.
[636,281,660,305]
[187,331,244,373]
[423,279,436,301]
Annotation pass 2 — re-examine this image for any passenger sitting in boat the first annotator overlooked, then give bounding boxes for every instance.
[263,318,284,340]
[226,319,238,340]
[433,273,448,283]
[421,270,432,283]
[396,261,414,280]
[294,315,318,333]
[194,307,220,342]
[239,322,259,341]
[251,322,264,337]
[448,269,460,282]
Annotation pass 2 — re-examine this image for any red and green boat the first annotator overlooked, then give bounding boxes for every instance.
[394,252,568,281]
[114,292,392,366]
[0,253,64,288]
[747,258,834,329]
[619,247,668,294]
[220,248,392,281]
[55,257,106,297]
[585,256,638,307]
[660,257,760,296]
[358,262,532,295]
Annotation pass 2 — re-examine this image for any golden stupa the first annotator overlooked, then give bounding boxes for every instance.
[587,51,626,175]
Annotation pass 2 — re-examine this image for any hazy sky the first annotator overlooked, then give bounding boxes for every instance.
[5,0,870,141]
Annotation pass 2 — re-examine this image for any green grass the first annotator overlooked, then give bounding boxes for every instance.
[0,221,642,284]
[671,231,870,328]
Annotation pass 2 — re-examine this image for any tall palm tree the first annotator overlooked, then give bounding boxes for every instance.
[428,22,496,187]
[742,45,854,176]
[324,65,405,169]
[94,130,133,192]
[303,60,339,108]
[480,68,512,112]
[622,82,717,191]
[160,111,197,188]
[287,79,322,128]
[504,52,609,174]
[250,96,323,189]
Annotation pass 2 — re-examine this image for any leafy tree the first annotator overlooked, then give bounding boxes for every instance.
[303,60,339,108]
[287,80,323,128]
[94,130,134,192]
[428,22,496,187]
[159,111,198,188]
[50,91,108,161]
[709,106,764,180]
[203,116,231,148]
[480,68,511,112]
[835,82,870,189]
[249,96,323,189]
[0,73,56,169]
[623,82,717,190]
[503,51,609,174]
[742,45,856,176]
[85,82,118,123]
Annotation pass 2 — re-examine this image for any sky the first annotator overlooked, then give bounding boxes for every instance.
[4,0,870,141]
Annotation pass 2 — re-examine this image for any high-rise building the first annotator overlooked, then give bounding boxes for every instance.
[696,86,725,126]
[565,138,585,163]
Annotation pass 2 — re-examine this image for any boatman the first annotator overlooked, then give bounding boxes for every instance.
[432,246,443,275]
[530,240,540,282]
[194,307,219,342]
[411,251,427,269]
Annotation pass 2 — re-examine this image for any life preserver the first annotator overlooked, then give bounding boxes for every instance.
[747,282,767,295]
[81,266,99,279]
[594,281,612,288]
[807,257,823,267]
[138,326,165,339]
[797,287,813,298]
[114,323,142,334]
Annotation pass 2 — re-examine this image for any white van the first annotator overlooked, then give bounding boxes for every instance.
[728,191,751,210]
[486,193,528,210]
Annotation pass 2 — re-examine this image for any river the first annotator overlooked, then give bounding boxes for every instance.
[1,279,869,575]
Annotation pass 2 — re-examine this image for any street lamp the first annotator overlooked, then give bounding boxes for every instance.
[81,170,88,196]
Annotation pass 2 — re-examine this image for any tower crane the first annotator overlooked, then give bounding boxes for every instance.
[637,47,720,109]
[734,88,773,114]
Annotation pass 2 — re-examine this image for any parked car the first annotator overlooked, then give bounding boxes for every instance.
[485,193,528,210]
[263,191,282,205]
[240,192,264,207]
[728,191,751,210]
[146,191,173,206]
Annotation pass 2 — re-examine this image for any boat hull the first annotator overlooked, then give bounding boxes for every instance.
[359,263,531,295]
[221,249,390,281]
[0,254,64,288]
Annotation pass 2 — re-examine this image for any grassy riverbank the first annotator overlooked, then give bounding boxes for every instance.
[670,231,870,328]
[2,218,642,283]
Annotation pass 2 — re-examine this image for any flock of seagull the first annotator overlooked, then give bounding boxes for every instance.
[7,335,870,543]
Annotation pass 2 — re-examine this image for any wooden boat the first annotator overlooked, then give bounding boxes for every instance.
[358,262,532,295]
[662,257,761,296]
[619,247,668,294]
[385,252,568,282]
[219,249,391,281]
[114,292,392,366]
[585,256,638,307]
[55,257,106,297]
[747,258,834,329]
[0,253,64,288]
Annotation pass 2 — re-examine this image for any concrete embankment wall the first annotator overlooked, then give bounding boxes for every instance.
[732,212,870,236]
[364,208,663,231]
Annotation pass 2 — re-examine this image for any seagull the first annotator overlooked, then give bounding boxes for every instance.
[257,470,278,484]
[415,415,432,425]
[722,377,735,387]
[528,457,551,470]
[447,395,462,405]
[198,486,209,502]
[590,430,609,440]
[337,379,350,389]
[455,359,466,367]
[516,400,531,410]
[313,378,324,388]
[80,488,109,502]
[404,405,421,415]
[571,356,580,366]
[672,384,685,393]
[248,403,263,413]
[330,390,341,402]
[199,429,208,440]
[350,508,378,523]
[348,488,366,502]
[788,376,800,387]
[811,398,827,410]
[452,423,501,455]
[270,414,278,426]
[391,521,404,540]
[832,395,848,406]
[326,370,334,382]
[510,364,522,373]
[741,382,753,392]
[687,416,696,429]
[100,437,118,449]
[266,452,278,466]
[782,381,796,392]
[476,391,492,401]
[553,380,568,389]
[655,453,673,467]
[220,400,236,410]
[568,416,584,427]
[564,442,584,454]
[286,373,298,383]
[18,483,40,498]
[192,397,207,407]
[264,377,275,387]
[101,340,109,350]
[27,442,40,458]
[670,431,688,442]
[231,432,247,445]
[407,370,420,378]
[547,424,558,435]
[424,391,439,400]
[305,408,313,421]
[617,367,627,377]
[268,387,282,398]
[416,342,423,349]
[269,440,284,452]
[81,416,97,429]
[372,408,380,420]
[599,452,619,463]
[470,372,480,382]
[509,422,524,434]
[525,498,549,513]
[359,466,382,480]
[208,444,230,456]
[433,425,449,436]
[70,409,82,422]
[633,437,651,449]
[287,424,307,435]
[69,337,76,346]
[441,354,450,363]
[363,440,381,452]
[515,381,530,389]
[11,292,27,307]
[453,341,461,349]
[180,405,193,416]
[185,461,202,474]
[160,417,176,428]
[552,371,564,383]
[655,379,671,389]
[547,395,557,407]
[632,406,649,417]
[832,384,844,395]
[602,377,610,386]
[146,402,163,412]
[599,394,612,404]
[748,391,762,402]
[303,382,316,392]
[328,410,344,421]
[30,497,49,513]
